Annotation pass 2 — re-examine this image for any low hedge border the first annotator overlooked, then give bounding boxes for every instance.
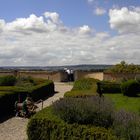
[27,106,116,140]
[97,81,121,94]
[0,80,54,118]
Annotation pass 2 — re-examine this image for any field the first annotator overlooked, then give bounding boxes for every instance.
[105,93,140,114]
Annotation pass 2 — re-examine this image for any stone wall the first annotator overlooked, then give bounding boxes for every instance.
[0,71,15,77]
[74,71,103,81]
[103,72,140,81]
[0,70,66,82]
[0,70,140,82]
[18,71,67,82]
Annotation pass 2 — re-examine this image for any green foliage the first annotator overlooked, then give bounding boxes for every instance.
[29,80,54,101]
[15,76,46,87]
[27,107,116,140]
[113,110,140,140]
[0,91,19,117]
[52,97,114,128]
[0,80,54,118]
[121,80,140,96]
[15,76,34,87]
[64,90,97,97]
[72,78,99,92]
[65,78,99,97]
[97,81,121,93]
[0,75,16,86]
[105,61,140,73]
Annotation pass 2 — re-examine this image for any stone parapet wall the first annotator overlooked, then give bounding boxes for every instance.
[18,71,67,82]
[0,71,16,77]
[103,72,140,81]
[0,70,140,82]
[0,70,66,82]
[74,71,103,81]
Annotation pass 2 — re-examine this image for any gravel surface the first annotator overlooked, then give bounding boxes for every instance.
[0,82,72,140]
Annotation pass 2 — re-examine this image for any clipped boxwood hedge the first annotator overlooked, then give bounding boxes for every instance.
[121,80,140,96]
[0,75,17,86]
[0,80,54,118]
[97,81,121,93]
[27,106,116,140]
[64,90,97,98]
[65,78,99,98]
[72,78,99,92]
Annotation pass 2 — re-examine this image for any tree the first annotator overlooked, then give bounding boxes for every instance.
[105,61,140,73]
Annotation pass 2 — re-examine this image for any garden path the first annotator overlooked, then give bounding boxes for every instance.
[0,82,72,140]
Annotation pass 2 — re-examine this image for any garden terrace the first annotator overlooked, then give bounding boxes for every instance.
[0,76,54,119]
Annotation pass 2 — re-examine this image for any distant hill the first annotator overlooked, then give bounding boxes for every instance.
[0,65,113,71]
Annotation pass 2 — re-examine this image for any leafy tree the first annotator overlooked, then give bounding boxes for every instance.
[105,61,140,73]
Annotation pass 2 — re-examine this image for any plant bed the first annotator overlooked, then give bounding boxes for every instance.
[27,106,116,140]
[0,79,54,119]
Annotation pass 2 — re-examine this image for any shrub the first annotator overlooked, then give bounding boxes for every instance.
[121,80,140,96]
[113,110,140,140]
[16,76,36,87]
[29,80,54,101]
[27,107,116,140]
[0,75,16,86]
[0,80,54,118]
[65,78,99,97]
[64,90,97,98]
[97,81,121,93]
[72,78,99,92]
[0,91,19,117]
[52,96,114,128]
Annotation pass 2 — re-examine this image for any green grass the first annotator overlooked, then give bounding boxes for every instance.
[105,93,140,114]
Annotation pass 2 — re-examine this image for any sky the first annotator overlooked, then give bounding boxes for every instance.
[0,0,140,66]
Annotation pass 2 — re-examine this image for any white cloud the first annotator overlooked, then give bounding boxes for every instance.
[6,14,48,33]
[94,7,106,15]
[78,25,92,35]
[0,11,139,66]
[109,7,140,33]
[0,19,5,32]
[44,12,61,24]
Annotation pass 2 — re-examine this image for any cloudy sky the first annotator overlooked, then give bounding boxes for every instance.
[0,0,140,66]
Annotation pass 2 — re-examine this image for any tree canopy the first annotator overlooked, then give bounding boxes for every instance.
[105,61,140,73]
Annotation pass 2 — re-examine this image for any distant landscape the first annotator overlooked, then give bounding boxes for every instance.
[0,64,113,71]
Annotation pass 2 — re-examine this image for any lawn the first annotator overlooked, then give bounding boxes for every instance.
[105,93,140,114]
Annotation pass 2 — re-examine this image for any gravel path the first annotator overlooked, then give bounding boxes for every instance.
[0,82,72,140]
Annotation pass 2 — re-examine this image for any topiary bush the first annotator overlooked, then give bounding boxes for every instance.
[27,106,116,140]
[0,75,16,86]
[52,96,114,128]
[121,80,140,96]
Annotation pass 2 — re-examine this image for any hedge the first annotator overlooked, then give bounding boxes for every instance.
[72,78,99,92]
[64,78,99,98]
[64,90,97,97]
[97,81,121,93]
[0,75,16,86]
[27,106,116,140]
[121,80,140,96]
[0,80,54,118]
